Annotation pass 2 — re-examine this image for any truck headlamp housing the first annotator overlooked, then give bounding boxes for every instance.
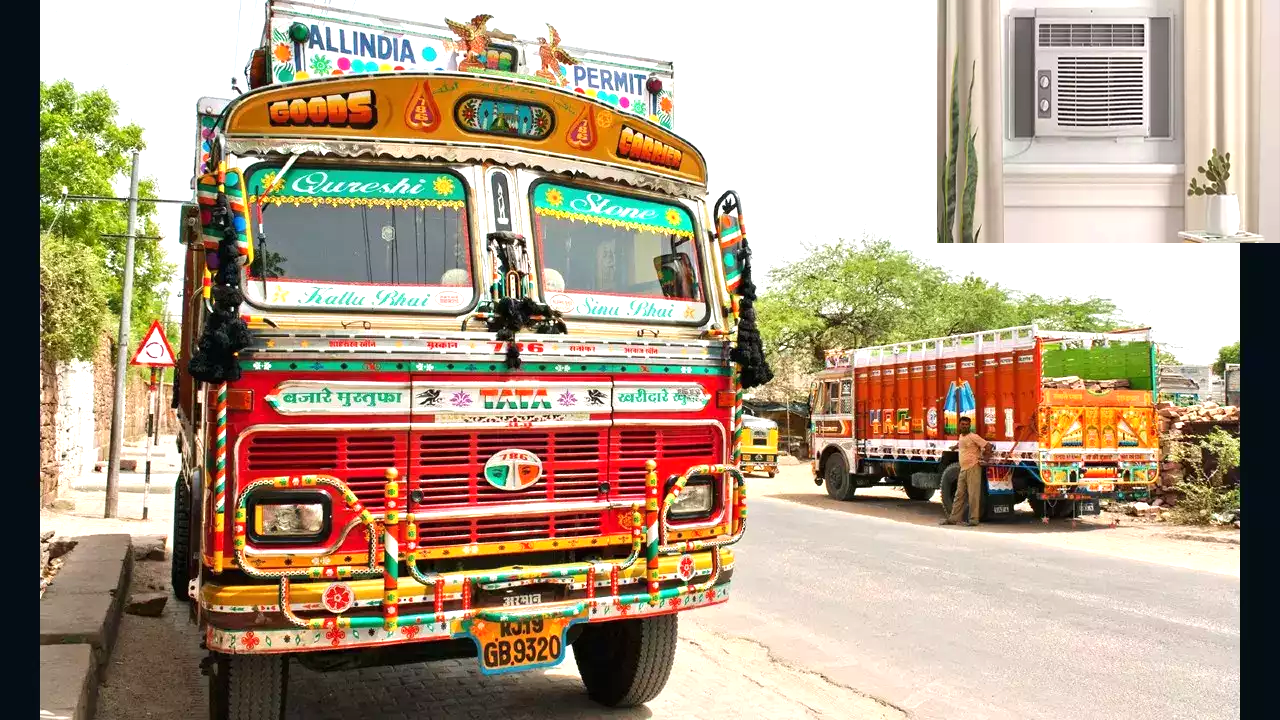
[666,475,716,521]
[247,490,332,544]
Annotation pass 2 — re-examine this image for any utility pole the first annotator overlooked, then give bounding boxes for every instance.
[105,151,141,519]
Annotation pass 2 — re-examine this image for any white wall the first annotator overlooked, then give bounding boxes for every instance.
[999,0,1185,243]
[1261,0,1280,243]
[54,360,96,491]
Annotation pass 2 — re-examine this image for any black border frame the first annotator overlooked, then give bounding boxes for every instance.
[244,488,334,546]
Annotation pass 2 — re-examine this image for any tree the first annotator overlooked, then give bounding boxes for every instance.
[40,233,111,362]
[1155,347,1180,366]
[1212,341,1239,375]
[754,237,1131,399]
[40,79,173,348]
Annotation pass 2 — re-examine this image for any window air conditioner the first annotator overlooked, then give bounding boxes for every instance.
[1032,17,1150,138]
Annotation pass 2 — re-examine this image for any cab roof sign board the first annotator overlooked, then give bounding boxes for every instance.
[263,2,676,131]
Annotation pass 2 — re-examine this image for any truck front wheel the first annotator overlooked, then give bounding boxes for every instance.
[208,653,288,720]
[171,473,191,601]
[573,614,678,708]
[823,454,857,501]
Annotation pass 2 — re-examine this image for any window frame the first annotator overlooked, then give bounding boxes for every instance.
[238,160,480,316]
[526,177,710,327]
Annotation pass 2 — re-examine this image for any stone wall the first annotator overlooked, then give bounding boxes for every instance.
[55,360,96,492]
[40,344,59,506]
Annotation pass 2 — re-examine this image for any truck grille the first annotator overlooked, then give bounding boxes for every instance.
[240,424,724,550]
[242,431,408,510]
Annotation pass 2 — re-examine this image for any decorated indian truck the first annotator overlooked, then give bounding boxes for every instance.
[170,4,770,718]
[809,326,1158,521]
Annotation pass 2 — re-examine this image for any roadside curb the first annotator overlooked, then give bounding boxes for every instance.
[1166,532,1241,545]
[40,534,133,720]
[69,481,174,495]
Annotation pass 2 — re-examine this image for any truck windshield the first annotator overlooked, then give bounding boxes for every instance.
[243,166,474,311]
[531,182,705,322]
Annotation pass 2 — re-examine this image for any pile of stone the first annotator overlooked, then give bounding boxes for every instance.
[40,532,75,598]
[1157,401,1240,434]
[1042,376,1132,392]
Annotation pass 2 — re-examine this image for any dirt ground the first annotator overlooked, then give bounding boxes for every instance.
[755,462,1239,577]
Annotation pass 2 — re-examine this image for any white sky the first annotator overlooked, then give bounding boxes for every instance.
[39,0,1238,364]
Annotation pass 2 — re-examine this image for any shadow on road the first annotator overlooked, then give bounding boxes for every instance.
[767,490,1117,535]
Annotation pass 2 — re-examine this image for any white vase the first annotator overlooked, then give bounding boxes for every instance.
[1205,194,1241,236]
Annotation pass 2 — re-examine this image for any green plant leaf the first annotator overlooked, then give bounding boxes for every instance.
[960,62,978,244]
[939,51,960,243]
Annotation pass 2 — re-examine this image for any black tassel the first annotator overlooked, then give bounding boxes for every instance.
[729,235,773,389]
[485,297,566,369]
[188,192,251,384]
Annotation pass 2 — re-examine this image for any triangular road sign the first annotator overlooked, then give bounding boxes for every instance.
[130,320,176,367]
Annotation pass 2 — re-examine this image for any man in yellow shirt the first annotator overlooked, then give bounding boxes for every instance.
[940,417,992,526]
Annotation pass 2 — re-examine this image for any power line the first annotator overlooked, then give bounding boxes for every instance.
[53,194,192,205]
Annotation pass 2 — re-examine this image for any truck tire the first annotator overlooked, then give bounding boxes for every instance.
[208,653,288,720]
[823,454,857,501]
[939,463,960,516]
[573,615,678,708]
[171,472,192,601]
[904,484,936,502]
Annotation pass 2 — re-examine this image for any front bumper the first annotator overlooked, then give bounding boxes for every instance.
[202,462,746,660]
[203,551,733,654]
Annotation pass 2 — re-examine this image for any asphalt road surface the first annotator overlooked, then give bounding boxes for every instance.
[695,495,1240,720]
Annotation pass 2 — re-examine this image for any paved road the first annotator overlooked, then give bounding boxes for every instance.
[694,496,1240,720]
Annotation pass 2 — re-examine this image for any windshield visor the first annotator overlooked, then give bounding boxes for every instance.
[243,166,474,313]
[531,182,706,324]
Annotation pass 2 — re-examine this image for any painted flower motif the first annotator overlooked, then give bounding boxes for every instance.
[634,102,647,116]
[659,95,674,114]
[310,55,333,75]
[665,209,682,227]
[668,596,682,610]
[400,624,421,640]
[433,176,455,196]
[683,306,697,320]
[680,366,693,374]
[595,110,614,129]
[616,601,631,616]
[557,391,578,407]
[241,631,261,650]
[705,589,716,602]
[274,43,293,63]
[545,188,564,207]
[449,391,473,408]
[325,627,346,646]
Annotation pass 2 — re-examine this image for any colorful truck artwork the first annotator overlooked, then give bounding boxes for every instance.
[173,6,764,719]
[811,326,1158,521]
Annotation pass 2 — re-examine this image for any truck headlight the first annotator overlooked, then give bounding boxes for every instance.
[668,477,715,520]
[248,491,331,542]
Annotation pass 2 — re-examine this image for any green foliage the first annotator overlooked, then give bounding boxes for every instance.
[40,233,111,362]
[938,54,981,243]
[1212,341,1239,376]
[1167,429,1240,525]
[938,52,959,244]
[755,237,1124,383]
[1187,148,1231,196]
[40,79,174,350]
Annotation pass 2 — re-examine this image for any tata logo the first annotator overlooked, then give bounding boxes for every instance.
[437,290,463,308]
[483,449,543,491]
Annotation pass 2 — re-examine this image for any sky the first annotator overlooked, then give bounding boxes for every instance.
[38,0,1238,365]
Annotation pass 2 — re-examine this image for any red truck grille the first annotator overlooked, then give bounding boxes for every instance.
[239,423,723,550]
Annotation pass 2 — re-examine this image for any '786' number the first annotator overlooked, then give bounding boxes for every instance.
[493,341,546,354]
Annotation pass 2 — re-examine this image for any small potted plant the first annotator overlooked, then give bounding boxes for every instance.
[1187,148,1240,236]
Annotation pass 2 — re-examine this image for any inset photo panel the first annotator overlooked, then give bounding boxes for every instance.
[938,0,1277,243]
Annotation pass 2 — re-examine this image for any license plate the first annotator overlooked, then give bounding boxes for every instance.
[472,616,567,673]
[1081,501,1098,513]
[993,505,1010,514]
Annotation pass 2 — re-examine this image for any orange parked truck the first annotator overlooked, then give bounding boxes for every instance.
[810,326,1158,520]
